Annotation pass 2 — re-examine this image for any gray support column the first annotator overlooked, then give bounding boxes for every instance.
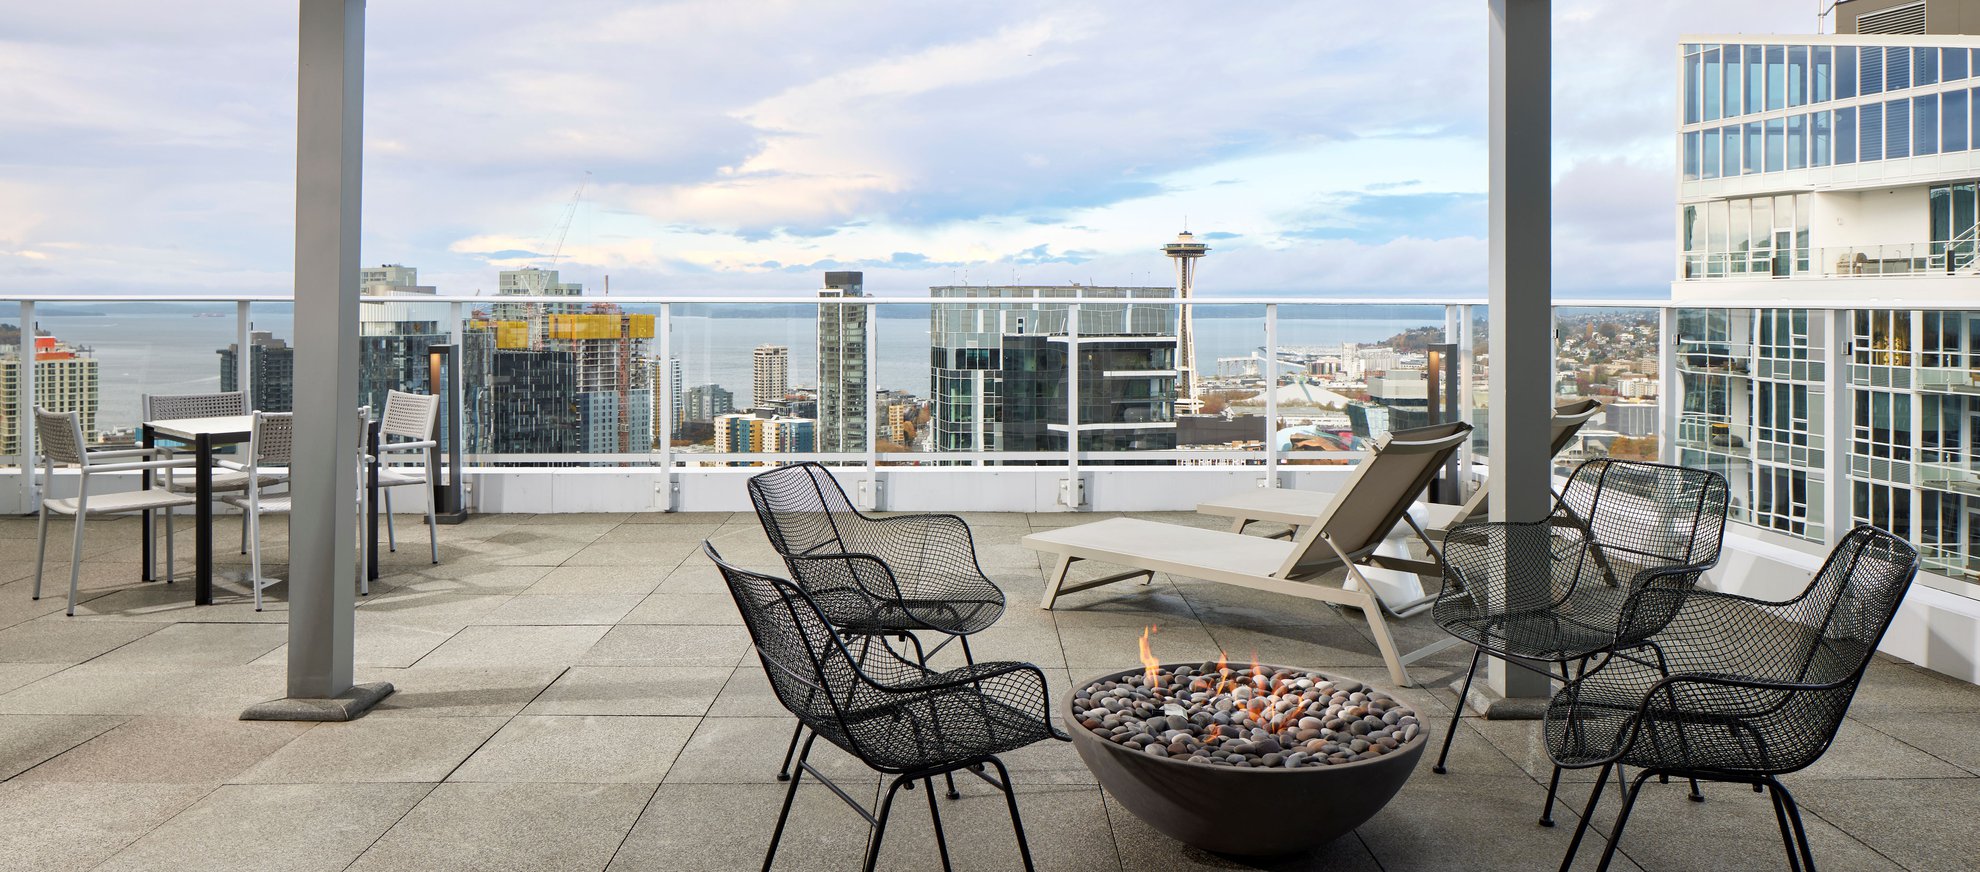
[1485,0,1554,702]
[245,0,389,720]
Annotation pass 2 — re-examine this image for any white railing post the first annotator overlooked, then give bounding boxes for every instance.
[17,301,36,512]
[1456,303,1477,494]
[235,300,252,404]
[1264,303,1279,486]
[657,303,673,511]
[864,300,880,509]
[1062,302,1081,509]
[1659,306,1679,466]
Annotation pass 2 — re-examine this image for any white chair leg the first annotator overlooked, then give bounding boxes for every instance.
[384,489,396,551]
[424,479,439,564]
[248,508,264,612]
[241,504,249,553]
[31,506,50,601]
[66,512,87,617]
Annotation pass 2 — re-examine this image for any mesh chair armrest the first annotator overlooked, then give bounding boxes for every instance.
[784,550,909,603]
[377,439,438,453]
[858,660,1065,738]
[1613,585,1835,681]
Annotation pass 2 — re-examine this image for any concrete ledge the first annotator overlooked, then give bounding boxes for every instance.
[239,681,395,722]
[1450,675,1550,721]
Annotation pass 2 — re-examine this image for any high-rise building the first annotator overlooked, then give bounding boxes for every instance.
[715,410,815,454]
[219,330,295,412]
[1,334,99,454]
[998,333,1178,455]
[817,271,868,454]
[1163,231,1211,414]
[685,383,735,423]
[358,264,447,416]
[1673,16,1980,582]
[930,285,1177,454]
[753,344,789,409]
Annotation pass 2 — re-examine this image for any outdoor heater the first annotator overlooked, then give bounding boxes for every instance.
[426,343,470,523]
[1425,342,1461,504]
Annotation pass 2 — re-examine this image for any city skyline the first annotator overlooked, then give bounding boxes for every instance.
[3,1,1814,300]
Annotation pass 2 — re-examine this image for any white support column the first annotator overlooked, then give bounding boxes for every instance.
[246,0,385,719]
[1264,303,1279,485]
[235,301,252,402]
[1823,308,1850,546]
[1485,0,1555,703]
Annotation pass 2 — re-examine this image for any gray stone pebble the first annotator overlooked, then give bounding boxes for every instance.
[1074,664,1421,769]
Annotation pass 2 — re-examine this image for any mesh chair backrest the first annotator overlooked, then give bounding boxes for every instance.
[33,407,86,466]
[1559,459,1729,571]
[249,412,295,467]
[747,462,858,558]
[1285,420,1472,575]
[1792,525,1918,687]
[707,543,863,753]
[380,390,438,441]
[142,391,246,422]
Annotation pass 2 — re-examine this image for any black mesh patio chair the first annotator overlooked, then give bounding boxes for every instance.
[1430,459,1730,825]
[708,543,1066,872]
[748,462,1010,790]
[1546,526,1919,872]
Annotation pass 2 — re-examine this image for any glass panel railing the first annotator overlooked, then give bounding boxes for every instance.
[670,300,820,467]
[1553,307,1664,477]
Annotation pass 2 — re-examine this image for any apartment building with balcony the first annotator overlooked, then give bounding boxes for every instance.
[1675,3,1980,590]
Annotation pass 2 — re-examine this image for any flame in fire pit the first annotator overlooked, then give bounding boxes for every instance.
[1137,625,1161,686]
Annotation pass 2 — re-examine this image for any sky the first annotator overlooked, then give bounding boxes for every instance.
[0,1,1821,299]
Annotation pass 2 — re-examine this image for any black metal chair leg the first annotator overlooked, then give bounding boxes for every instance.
[1557,762,1612,872]
[924,777,954,872]
[763,733,816,872]
[1594,770,1654,872]
[1540,764,1565,827]
[1688,776,1705,802]
[1434,647,1482,774]
[987,756,1039,872]
[775,720,805,782]
[862,777,908,872]
[1773,778,1819,872]
[1767,780,1807,872]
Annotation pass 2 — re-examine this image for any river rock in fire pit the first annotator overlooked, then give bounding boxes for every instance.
[1065,661,1426,856]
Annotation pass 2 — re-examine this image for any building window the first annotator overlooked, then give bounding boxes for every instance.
[1888,44,1912,90]
[1853,480,1911,541]
[1837,106,1858,163]
[1916,45,1939,86]
[1862,45,1885,95]
[1854,388,1913,462]
[1813,44,1833,102]
[1861,103,1884,161]
[1724,124,1743,175]
[1836,44,1858,99]
[1767,45,1787,110]
[1684,132,1700,181]
[1703,127,1722,178]
[1704,46,1723,121]
[1916,94,1940,156]
[1787,114,1808,169]
[1947,91,1971,152]
[1748,44,1767,109]
[1725,44,1745,116]
[1812,110,1832,166]
[1947,45,1969,81]
[1887,99,1912,159]
[1685,49,1702,125]
[1788,45,1809,106]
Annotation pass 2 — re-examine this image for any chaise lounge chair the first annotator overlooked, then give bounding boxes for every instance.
[1020,420,1472,688]
[1197,398,1604,540]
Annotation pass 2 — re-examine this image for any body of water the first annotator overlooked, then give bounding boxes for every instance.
[14,304,1444,433]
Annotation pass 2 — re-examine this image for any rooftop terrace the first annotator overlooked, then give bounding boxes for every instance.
[0,510,1973,872]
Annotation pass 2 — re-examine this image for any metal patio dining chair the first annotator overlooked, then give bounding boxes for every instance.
[1429,458,1730,826]
[708,542,1064,872]
[140,390,274,565]
[31,408,197,615]
[746,462,1009,792]
[373,390,441,565]
[1547,525,1919,872]
[220,409,376,610]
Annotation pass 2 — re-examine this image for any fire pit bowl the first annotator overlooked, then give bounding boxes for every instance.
[1065,663,1425,857]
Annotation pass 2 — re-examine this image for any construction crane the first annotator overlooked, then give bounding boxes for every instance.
[545,171,591,269]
